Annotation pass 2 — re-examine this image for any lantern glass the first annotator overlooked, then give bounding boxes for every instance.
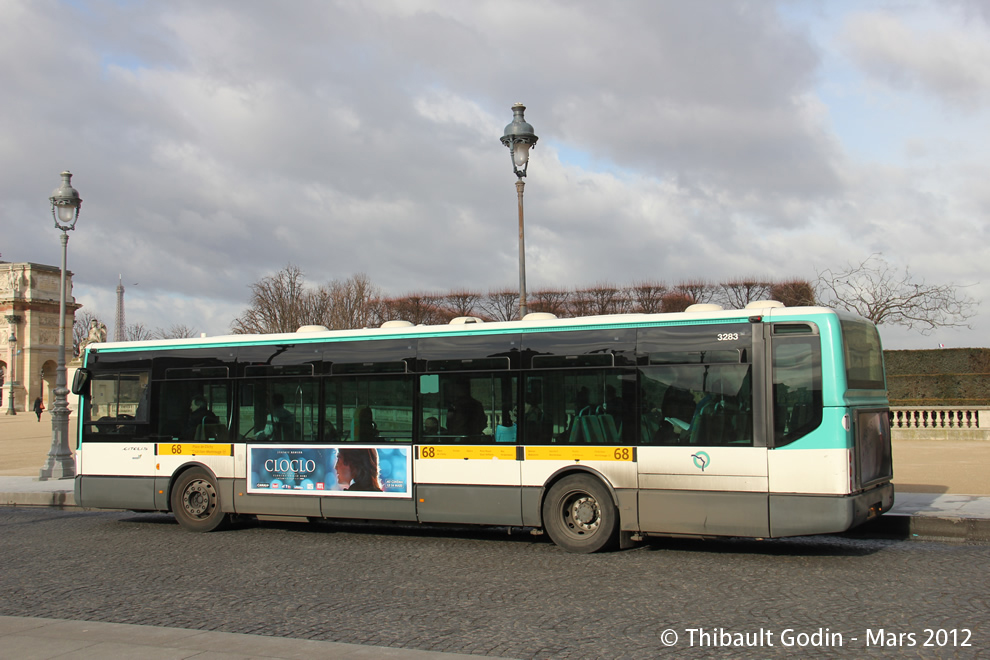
[513,142,531,168]
[56,204,76,224]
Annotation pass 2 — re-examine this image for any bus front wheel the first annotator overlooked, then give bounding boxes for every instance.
[171,468,229,532]
[542,474,619,553]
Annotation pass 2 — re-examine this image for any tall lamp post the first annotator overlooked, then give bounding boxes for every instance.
[500,103,538,319]
[40,171,81,481]
[4,320,16,415]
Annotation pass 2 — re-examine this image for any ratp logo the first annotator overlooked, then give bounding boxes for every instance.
[691,451,710,472]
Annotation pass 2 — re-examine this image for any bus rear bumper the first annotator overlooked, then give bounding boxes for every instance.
[769,482,895,537]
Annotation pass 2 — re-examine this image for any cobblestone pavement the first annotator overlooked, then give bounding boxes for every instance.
[1,508,988,659]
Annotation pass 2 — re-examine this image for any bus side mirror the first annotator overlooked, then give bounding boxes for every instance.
[71,368,92,396]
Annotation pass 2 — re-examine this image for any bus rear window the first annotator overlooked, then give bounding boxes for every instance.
[840,319,885,390]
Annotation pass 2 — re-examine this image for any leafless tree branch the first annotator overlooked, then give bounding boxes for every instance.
[816,254,977,334]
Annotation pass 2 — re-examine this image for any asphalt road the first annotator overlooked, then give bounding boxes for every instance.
[1,507,987,659]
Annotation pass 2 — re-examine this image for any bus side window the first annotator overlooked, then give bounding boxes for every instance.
[419,373,515,443]
[327,375,414,444]
[242,378,318,443]
[158,380,230,442]
[638,365,752,447]
[528,371,631,445]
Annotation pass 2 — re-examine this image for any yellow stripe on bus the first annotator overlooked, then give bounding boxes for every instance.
[417,445,517,461]
[158,443,234,457]
[525,446,635,462]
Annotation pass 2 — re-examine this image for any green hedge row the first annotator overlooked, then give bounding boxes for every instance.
[884,348,990,406]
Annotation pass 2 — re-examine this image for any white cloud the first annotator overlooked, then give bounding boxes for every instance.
[842,9,990,108]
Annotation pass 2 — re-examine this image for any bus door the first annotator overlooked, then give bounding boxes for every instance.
[635,323,770,537]
[76,369,157,510]
[415,372,523,525]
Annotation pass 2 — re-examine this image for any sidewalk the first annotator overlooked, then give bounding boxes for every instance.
[0,616,491,660]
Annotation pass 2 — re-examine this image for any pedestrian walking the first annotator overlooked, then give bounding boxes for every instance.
[33,396,44,422]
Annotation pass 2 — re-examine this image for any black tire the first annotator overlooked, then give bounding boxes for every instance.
[542,474,619,553]
[171,468,229,532]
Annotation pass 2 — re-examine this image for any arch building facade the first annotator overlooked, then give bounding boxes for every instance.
[1,262,80,414]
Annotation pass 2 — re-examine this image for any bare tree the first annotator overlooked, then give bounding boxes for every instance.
[579,282,631,315]
[381,293,446,325]
[566,290,594,317]
[629,280,670,314]
[363,296,390,328]
[233,267,387,333]
[440,290,484,320]
[816,254,977,334]
[479,289,519,322]
[715,278,773,309]
[770,279,816,307]
[318,273,382,329]
[530,288,571,316]
[154,324,199,339]
[229,268,836,336]
[662,292,696,313]
[674,279,718,305]
[126,323,155,341]
[232,264,313,334]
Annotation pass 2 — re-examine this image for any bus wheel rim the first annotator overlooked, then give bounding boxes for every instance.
[566,494,600,533]
[183,480,214,518]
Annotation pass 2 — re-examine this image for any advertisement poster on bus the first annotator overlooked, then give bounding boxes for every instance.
[247,445,411,498]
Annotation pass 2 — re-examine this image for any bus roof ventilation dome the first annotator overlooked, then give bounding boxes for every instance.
[522,312,557,321]
[449,316,485,325]
[381,320,414,328]
[296,325,329,333]
[745,300,785,309]
[685,304,723,312]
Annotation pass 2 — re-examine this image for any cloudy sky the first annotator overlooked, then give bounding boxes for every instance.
[2,0,988,349]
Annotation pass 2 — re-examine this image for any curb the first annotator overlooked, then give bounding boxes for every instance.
[852,513,990,544]
[2,493,989,544]
[0,491,75,508]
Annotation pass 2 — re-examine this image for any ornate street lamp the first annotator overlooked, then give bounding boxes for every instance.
[500,103,538,319]
[40,171,81,480]
[4,320,16,416]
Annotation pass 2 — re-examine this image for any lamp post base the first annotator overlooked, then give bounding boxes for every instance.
[4,383,19,415]
[40,392,75,481]
[39,454,75,481]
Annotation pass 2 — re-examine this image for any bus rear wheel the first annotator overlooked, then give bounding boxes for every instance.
[171,468,229,532]
[542,474,618,553]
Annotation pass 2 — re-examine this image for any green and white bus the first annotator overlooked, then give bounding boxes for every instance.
[72,302,893,553]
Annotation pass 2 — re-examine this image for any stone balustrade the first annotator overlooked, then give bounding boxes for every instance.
[889,406,990,441]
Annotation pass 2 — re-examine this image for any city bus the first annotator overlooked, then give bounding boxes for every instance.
[71,302,894,553]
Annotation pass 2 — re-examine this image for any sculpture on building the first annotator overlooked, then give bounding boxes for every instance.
[78,319,108,354]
